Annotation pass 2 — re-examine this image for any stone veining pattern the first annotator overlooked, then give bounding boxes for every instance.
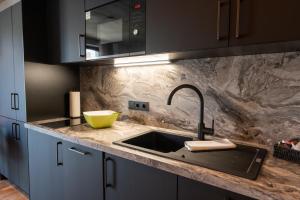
[81,52,300,146]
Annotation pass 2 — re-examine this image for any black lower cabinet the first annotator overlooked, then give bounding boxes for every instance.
[28,129,256,200]
[28,129,103,200]
[104,154,177,200]
[0,116,29,193]
[178,176,255,200]
[15,122,29,193]
[0,117,15,181]
[28,129,64,200]
[63,141,103,200]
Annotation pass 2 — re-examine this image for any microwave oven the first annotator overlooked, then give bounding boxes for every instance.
[85,0,146,60]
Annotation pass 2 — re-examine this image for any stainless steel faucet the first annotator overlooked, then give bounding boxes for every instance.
[167,84,214,140]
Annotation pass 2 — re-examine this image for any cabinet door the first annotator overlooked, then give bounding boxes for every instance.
[63,142,103,200]
[28,130,64,200]
[0,7,16,120]
[4,118,19,185]
[230,0,300,46]
[17,122,29,193]
[146,0,230,54]
[12,2,27,122]
[105,154,177,200]
[0,116,12,178]
[0,117,5,175]
[178,176,255,200]
[178,177,226,200]
[0,117,29,193]
[59,0,85,63]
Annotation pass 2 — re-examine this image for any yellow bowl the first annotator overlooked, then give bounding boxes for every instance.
[83,110,120,129]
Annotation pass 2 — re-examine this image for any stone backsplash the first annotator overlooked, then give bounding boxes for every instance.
[80,52,300,147]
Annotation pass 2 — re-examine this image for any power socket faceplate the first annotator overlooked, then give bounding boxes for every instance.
[128,101,150,111]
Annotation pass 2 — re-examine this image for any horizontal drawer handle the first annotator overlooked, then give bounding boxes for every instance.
[68,147,89,156]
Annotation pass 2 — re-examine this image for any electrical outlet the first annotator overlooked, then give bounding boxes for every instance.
[128,101,150,111]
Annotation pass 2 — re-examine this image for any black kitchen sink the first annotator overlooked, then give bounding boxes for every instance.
[114,131,267,180]
[121,131,193,153]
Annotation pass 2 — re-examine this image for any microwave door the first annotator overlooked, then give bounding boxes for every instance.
[86,0,130,60]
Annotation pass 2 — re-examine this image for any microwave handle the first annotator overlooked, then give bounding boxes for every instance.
[79,34,86,57]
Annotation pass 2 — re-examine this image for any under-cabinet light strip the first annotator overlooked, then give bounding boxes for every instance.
[114,54,170,67]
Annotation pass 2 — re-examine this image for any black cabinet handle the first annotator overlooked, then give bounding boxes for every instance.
[217,0,222,40]
[235,0,241,38]
[105,157,115,188]
[11,93,15,110]
[14,93,19,110]
[217,0,228,40]
[56,142,63,166]
[15,123,20,140]
[68,147,89,156]
[11,123,16,138]
[79,34,85,57]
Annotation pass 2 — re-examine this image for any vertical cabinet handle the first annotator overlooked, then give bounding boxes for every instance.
[56,142,63,166]
[10,93,19,110]
[79,34,85,57]
[11,93,15,110]
[11,123,20,140]
[105,157,115,188]
[217,0,222,40]
[15,123,20,140]
[14,93,19,110]
[11,123,16,138]
[235,0,241,38]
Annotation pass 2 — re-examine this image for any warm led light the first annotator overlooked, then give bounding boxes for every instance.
[114,60,171,67]
[114,54,170,67]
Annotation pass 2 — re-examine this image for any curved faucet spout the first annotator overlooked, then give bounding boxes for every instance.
[167,84,214,140]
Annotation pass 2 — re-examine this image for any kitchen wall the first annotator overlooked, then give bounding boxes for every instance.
[81,51,300,147]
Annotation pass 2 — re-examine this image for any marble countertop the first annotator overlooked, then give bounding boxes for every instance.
[25,119,300,200]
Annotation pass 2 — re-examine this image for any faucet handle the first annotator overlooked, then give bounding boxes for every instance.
[202,119,215,136]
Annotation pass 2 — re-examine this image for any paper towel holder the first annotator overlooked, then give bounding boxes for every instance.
[69,91,81,118]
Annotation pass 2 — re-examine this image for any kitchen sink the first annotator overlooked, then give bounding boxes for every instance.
[121,131,193,153]
[114,131,267,180]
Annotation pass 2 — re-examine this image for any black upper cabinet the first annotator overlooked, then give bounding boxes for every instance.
[12,3,26,122]
[146,0,300,56]
[0,1,79,122]
[105,154,177,200]
[146,0,230,54]
[229,0,300,46]
[59,0,86,63]
[0,3,26,122]
[0,7,16,120]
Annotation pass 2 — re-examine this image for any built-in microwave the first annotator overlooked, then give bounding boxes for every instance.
[85,0,146,60]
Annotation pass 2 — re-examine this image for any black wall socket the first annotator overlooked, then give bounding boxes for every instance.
[128,101,150,111]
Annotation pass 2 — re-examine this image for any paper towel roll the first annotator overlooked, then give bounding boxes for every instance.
[69,91,81,118]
